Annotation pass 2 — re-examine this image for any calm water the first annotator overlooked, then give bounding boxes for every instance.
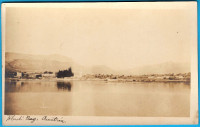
[5,80,190,117]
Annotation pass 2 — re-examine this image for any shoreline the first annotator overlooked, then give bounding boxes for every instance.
[5,78,190,84]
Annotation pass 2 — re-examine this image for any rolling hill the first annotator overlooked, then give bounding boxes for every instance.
[5,52,190,75]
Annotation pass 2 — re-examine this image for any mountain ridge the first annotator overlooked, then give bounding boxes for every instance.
[5,52,190,75]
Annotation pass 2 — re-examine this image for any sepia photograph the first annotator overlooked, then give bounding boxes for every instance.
[1,2,198,125]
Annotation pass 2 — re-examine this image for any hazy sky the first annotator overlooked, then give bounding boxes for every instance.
[4,2,197,70]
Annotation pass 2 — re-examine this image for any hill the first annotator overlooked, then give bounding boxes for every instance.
[123,62,190,75]
[5,52,76,73]
[5,52,190,75]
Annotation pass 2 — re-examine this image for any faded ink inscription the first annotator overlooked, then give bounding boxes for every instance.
[6,115,66,124]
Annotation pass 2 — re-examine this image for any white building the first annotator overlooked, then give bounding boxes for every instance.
[42,73,55,78]
[14,72,22,78]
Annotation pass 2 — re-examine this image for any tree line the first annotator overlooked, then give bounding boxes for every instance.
[56,67,74,78]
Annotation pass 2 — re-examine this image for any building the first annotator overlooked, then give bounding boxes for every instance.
[42,72,55,78]
[28,73,38,79]
[14,72,22,78]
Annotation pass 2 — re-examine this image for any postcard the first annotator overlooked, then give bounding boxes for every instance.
[1,2,198,125]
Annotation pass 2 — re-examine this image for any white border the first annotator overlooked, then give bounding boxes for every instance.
[1,2,198,125]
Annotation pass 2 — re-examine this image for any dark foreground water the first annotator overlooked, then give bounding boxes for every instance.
[5,80,190,117]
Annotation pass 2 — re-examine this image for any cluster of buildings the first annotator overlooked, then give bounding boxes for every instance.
[6,71,56,79]
[82,73,191,82]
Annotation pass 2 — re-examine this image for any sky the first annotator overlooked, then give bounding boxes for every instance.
[3,2,197,70]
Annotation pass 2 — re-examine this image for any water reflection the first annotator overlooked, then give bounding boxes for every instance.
[5,81,24,92]
[5,80,190,116]
[57,82,72,91]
